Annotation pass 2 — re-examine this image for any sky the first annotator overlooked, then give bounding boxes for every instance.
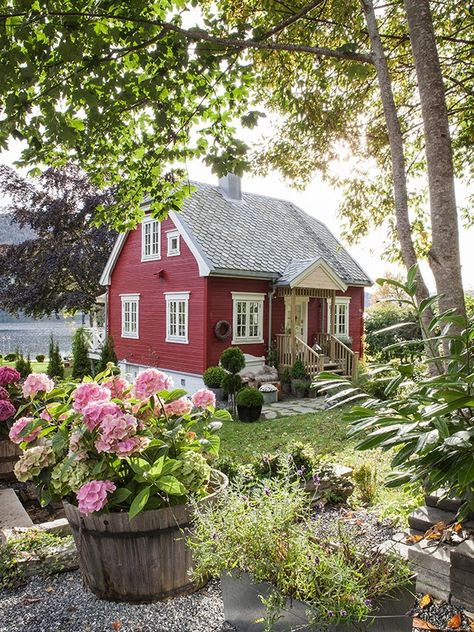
[1,137,472,294]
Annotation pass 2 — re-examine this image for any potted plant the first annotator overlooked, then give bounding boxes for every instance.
[236,387,263,423]
[290,359,308,396]
[0,365,25,480]
[292,378,309,398]
[259,383,278,405]
[279,368,291,395]
[10,367,230,602]
[188,477,414,632]
[203,366,227,402]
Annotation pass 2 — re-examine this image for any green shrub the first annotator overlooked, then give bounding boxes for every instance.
[365,302,423,362]
[203,366,227,388]
[353,464,378,506]
[279,368,291,384]
[291,359,308,380]
[35,354,45,363]
[292,378,309,392]
[72,327,91,379]
[47,336,64,380]
[4,353,17,362]
[96,335,118,374]
[220,346,245,374]
[222,373,242,395]
[15,352,32,378]
[236,387,264,407]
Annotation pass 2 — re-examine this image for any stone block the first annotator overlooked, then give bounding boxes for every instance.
[407,541,451,577]
[451,538,474,573]
[416,580,451,602]
[425,493,463,514]
[0,488,33,534]
[408,506,474,533]
[451,567,474,590]
[451,580,474,611]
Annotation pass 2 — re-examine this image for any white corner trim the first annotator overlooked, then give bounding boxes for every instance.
[169,211,212,277]
[100,232,128,286]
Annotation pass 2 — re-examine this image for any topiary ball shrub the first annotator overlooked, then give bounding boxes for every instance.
[236,387,263,423]
[220,346,245,375]
[203,366,227,388]
[222,373,242,395]
[35,354,45,363]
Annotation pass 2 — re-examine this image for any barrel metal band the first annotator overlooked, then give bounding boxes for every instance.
[76,521,191,539]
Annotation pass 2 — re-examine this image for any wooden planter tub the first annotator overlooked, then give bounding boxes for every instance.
[222,571,416,632]
[0,437,21,481]
[64,470,227,603]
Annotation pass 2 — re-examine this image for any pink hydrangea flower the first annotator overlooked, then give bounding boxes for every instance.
[191,388,216,409]
[82,400,121,431]
[103,376,130,400]
[9,416,41,444]
[72,382,111,413]
[76,480,116,515]
[164,397,193,417]
[95,412,138,453]
[68,430,88,461]
[39,407,69,423]
[0,399,15,422]
[0,366,20,386]
[0,386,10,400]
[132,369,174,400]
[22,373,55,398]
[114,435,150,458]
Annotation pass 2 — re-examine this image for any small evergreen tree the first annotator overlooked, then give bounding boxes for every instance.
[220,346,245,418]
[15,350,32,378]
[72,327,91,379]
[96,335,118,373]
[47,336,64,379]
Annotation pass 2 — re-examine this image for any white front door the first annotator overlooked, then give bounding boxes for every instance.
[285,297,309,344]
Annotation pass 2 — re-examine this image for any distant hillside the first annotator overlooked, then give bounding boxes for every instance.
[0,213,35,245]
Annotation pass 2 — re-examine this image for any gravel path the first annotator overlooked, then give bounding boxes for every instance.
[0,572,235,632]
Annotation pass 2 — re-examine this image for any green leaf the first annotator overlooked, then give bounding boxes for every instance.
[109,488,132,505]
[155,475,187,496]
[128,486,151,520]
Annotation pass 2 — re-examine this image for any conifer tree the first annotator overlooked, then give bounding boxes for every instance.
[72,328,91,380]
[96,335,118,374]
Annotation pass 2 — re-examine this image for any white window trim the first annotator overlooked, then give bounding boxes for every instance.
[141,217,161,262]
[166,229,180,257]
[327,297,351,337]
[120,293,140,339]
[231,292,265,344]
[164,291,190,344]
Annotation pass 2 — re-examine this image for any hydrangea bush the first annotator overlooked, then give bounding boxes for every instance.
[0,366,22,437]
[11,367,230,519]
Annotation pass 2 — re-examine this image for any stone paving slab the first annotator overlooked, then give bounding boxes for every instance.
[0,488,33,535]
[260,397,326,420]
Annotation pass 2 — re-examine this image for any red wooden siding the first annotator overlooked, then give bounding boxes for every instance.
[205,277,270,368]
[108,217,207,375]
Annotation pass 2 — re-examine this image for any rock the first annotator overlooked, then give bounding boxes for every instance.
[0,489,33,539]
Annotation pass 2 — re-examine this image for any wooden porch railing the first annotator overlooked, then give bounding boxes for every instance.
[275,334,325,377]
[83,326,106,353]
[314,332,359,380]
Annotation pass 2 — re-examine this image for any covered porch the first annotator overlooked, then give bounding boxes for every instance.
[273,258,359,380]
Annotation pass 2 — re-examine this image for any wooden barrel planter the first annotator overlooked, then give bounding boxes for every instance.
[0,437,21,481]
[63,470,227,602]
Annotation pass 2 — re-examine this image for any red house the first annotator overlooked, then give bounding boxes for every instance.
[99,175,371,391]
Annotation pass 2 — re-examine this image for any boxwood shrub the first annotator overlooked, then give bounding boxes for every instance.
[203,366,227,388]
[236,387,264,408]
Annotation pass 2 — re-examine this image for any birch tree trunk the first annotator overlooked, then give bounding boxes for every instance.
[404,0,466,320]
[360,0,435,335]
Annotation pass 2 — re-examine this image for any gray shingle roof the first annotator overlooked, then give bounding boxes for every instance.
[178,182,371,286]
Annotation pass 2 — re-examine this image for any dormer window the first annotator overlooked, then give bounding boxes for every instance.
[141,218,161,261]
[167,230,180,257]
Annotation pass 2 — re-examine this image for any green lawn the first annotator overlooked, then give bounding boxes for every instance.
[0,360,72,377]
[218,409,422,526]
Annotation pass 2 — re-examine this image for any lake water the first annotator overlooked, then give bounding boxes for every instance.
[0,321,79,357]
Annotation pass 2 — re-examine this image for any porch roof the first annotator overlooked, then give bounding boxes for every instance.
[275,257,348,291]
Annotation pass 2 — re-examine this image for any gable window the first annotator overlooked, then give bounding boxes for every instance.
[165,292,190,343]
[167,230,180,257]
[327,297,350,337]
[141,218,161,261]
[121,294,140,339]
[232,292,265,344]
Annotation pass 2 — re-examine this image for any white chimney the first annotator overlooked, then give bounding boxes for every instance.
[218,173,242,202]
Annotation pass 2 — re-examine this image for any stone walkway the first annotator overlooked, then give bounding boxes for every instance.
[261,396,326,420]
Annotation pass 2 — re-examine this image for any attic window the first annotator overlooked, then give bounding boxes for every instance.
[141,218,161,261]
[167,230,180,257]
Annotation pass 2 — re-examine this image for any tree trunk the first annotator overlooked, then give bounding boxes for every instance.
[404,0,466,321]
[360,0,437,365]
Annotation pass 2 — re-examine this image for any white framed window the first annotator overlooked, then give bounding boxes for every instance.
[166,230,180,257]
[121,294,140,339]
[232,292,265,344]
[141,218,161,261]
[165,292,190,344]
[327,297,351,337]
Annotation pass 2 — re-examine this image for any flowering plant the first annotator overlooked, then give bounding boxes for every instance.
[258,384,278,393]
[0,366,22,437]
[12,366,231,519]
